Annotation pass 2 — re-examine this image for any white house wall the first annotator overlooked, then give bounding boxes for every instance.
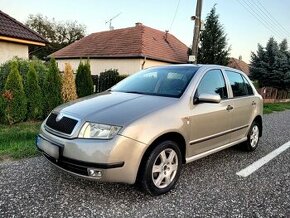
[0,41,28,64]
[56,58,170,75]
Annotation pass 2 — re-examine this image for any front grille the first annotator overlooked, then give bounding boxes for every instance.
[46,113,78,135]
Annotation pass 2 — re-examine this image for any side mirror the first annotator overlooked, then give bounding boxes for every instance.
[197,93,221,103]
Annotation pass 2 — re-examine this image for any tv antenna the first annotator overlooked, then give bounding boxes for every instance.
[105,12,121,30]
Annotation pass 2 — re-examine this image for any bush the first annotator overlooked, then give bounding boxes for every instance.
[25,63,44,120]
[61,63,78,102]
[75,61,93,97]
[44,58,62,115]
[0,58,48,92]
[3,61,27,124]
[99,69,127,92]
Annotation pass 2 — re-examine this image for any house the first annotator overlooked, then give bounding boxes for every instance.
[227,56,250,75]
[51,23,189,75]
[0,10,47,65]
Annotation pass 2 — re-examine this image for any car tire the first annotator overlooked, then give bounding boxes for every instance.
[244,121,260,151]
[139,140,182,196]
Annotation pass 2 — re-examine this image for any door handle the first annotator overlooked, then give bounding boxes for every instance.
[226,105,234,111]
[252,101,256,106]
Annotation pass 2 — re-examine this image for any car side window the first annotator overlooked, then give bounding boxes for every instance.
[242,75,254,95]
[196,69,228,99]
[225,71,251,97]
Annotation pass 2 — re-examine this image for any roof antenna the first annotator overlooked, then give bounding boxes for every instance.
[105,12,121,30]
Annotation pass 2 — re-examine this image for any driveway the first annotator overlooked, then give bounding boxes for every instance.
[0,111,289,217]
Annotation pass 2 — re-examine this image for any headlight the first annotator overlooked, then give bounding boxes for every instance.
[78,122,121,139]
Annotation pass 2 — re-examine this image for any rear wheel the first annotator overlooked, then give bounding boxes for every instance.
[244,121,260,151]
[139,140,182,195]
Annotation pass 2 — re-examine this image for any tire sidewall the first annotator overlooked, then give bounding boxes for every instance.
[143,140,182,195]
[247,122,260,151]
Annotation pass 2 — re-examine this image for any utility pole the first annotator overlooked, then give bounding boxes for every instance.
[191,0,203,64]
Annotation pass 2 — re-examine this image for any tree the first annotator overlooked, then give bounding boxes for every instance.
[61,63,78,102]
[44,58,62,115]
[75,61,93,97]
[197,6,230,65]
[3,61,27,124]
[250,37,290,90]
[25,63,43,120]
[26,14,86,59]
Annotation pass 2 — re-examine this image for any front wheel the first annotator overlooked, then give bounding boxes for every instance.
[244,121,260,151]
[139,140,182,196]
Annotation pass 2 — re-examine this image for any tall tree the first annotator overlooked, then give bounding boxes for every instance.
[250,37,290,90]
[26,14,86,59]
[197,6,230,65]
[44,58,62,115]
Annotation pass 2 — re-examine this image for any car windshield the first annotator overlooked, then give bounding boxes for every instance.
[111,66,199,98]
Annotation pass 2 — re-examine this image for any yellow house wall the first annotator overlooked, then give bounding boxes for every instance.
[0,41,28,64]
[56,58,171,75]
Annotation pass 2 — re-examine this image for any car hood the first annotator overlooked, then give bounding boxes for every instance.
[53,91,177,126]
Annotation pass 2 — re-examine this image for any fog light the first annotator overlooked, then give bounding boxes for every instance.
[87,168,102,177]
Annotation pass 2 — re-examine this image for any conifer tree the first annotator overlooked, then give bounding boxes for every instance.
[25,63,43,120]
[75,61,93,97]
[250,37,290,90]
[61,63,78,102]
[44,58,62,115]
[3,61,27,124]
[197,6,230,65]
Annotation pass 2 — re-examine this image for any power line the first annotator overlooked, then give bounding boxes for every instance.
[236,0,284,39]
[245,0,287,38]
[256,0,290,36]
[169,0,181,31]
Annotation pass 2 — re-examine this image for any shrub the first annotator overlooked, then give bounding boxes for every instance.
[61,63,78,102]
[44,58,62,115]
[3,61,27,124]
[99,69,119,92]
[0,58,48,92]
[25,63,44,120]
[75,61,93,97]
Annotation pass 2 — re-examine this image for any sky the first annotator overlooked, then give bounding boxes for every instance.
[1,0,290,63]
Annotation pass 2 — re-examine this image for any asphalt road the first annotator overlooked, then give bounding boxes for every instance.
[1,111,290,217]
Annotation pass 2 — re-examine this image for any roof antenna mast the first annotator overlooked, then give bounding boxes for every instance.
[105,13,122,30]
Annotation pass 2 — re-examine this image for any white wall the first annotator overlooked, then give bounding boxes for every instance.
[56,58,170,75]
[0,41,28,64]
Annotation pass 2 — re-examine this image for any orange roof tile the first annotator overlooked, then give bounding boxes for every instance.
[51,24,188,63]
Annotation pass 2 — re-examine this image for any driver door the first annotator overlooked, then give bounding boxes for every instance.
[188,69,233,156]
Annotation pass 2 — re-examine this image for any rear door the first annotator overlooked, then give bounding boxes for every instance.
[224,70,257,142]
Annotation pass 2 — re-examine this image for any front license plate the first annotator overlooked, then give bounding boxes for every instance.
[37,136,60,159]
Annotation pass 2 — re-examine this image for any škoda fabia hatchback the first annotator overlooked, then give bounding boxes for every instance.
[37,65,263,195]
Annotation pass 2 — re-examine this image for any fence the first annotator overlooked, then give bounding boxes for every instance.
[258,87,290,103]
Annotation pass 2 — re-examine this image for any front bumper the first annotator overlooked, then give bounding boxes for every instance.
[36,127,147,184]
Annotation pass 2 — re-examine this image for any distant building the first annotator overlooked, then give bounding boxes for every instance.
[0,10,47,64]
[228,56,250,75]
[51,23,189,75]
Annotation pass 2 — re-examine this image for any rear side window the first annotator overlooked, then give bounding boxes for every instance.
[196,69,228,99]
[225,71,253,97]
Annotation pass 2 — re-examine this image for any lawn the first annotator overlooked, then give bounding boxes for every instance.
[263,102,290,114]
[0,121,41,161]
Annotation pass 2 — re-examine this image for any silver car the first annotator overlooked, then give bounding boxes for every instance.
[37,64,263,195]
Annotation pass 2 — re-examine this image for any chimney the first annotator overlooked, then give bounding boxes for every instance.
[239,55,242,61]
[135,22,142,27]
[165,30,169,41]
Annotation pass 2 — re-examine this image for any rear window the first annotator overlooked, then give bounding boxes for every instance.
[225,71,253,97]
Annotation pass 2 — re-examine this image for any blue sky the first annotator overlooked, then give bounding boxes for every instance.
[1,0,290,63]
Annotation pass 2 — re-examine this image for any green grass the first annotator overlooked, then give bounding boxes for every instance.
[263,102,290,114]
[0,121,41,161]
